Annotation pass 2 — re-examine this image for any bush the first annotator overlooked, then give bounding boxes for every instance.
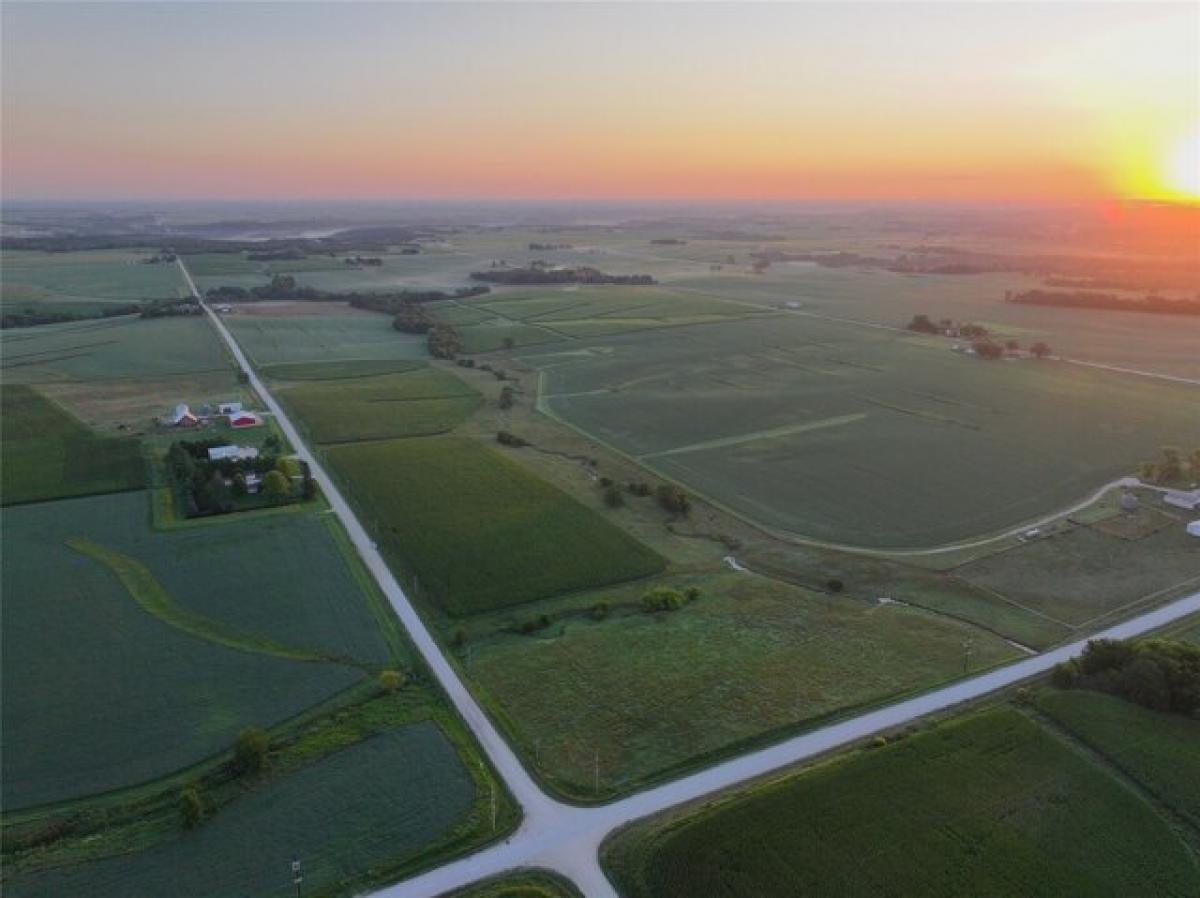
[642,587,684,613]
[180,785,207,828]
[598,476,613,488]
[498,386,514,409]
[603,484,625,508]
[261,469,291,503]
[684,586,701,602]
[496,431,529,448]
[872,735,888,749]
[591,601,610,621]
[627,481,652,497]
[378,669,406,693]
[232,727,269,775]
[518,614,552,635]
[656,484,691,515]
[826,578,844,593]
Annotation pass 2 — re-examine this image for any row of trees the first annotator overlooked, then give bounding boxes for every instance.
[1009,289,1200,316]
[1052,638,1200,716]
[469,265,655,286]
[1137,446,1200,487]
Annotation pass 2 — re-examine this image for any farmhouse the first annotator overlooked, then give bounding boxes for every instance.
[170,403,199,427]
[217,401,243,415]
[206,445,259,462]
[229,411,262,429]
[1163,488,1200,511]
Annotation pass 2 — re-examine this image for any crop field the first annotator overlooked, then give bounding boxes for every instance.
[1,492,395,809]
[532,314,1200,548]
[1,384,145,505]
[956,513,1200,627]
[469,571,1017,796]
[262,358,424,381]
[324,436,665,616]
[279,366,481,444]
[225,313,428,365]
[1036,689,1200,827]
[0,315,230,382]
[5,725,475,898]
[605,706,1200,898]
[449,871,583,898]
[1,249,188,314]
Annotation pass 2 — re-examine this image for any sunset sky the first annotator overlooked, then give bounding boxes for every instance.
[2,2,1197,204]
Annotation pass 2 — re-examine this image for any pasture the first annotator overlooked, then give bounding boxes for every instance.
[532,314,1200,548]
[324,436,665,616]
[604,706,1200,898]
[225,313,428,365]
[1,384,144,505]
[1036,689,1200,828]
[0,315,230,382]
[5,725,475,898]
[1,492,394,809]
[468,570,1017,797]
[279,366,481,444]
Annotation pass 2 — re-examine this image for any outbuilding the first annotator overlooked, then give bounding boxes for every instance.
[1187,520,1200,538]
[229,411,262,429]
[1164,489,1200,512]
[171,403,199,427]
[217,401,243,415]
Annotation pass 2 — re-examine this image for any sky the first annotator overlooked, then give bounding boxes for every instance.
[2,2,1197,204]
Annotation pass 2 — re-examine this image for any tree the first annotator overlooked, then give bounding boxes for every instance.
[1159,447,1184,483]
[427,323,463,359]
[1029,341,1051,359]
[656,484,691,515]
[275,457,300,479]
[972,341,1002,360]
[262,469,291,503]
[642,587,684,613]
[232,727,269,775]
[498,386,514,410]
[180,785,207,828]
[603,484,625,508]
[378,669,406,693]
[1004,339,1020,352]
[502,336,515,350]
[906,314,939,334]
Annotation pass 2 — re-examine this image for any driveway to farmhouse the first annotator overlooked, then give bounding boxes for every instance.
[180,259,1200,898]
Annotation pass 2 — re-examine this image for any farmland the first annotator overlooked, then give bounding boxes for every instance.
[1,384,144,505]
[0,315,230,382]
[604,705,1200,898]
[531,313,1199,548]
[4,725,476,898]
[447,871,583,898]
[323,436,665,616]
[467,570,1017,797]
[0,492,394,809]
[278,366,481,444]
[1035,689,1200,827]
[262,358,424,381]
[225,312,428,365]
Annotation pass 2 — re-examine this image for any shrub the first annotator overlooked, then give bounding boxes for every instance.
[642,587,684,613]
[656,484,691,515]
[591,601,610,621]
[261,469,291,503]
[452,628,466,648]
[627,481,652,497]
[872,735,888,749]
[826,578,845,593]
[684,586,701,602]
[496,431,529,448]
[518,614,552,635]
[598,476,613,488]
[493,369,507,380]
[603,484,625,508]
[378,669,406,693]
[232,727,269,775]
[499,386,514,409]
[180,785,206,828]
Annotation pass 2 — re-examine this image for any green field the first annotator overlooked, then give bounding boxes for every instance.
[4,725,475,898]
[1,249,188,316]
[1,384,145,505]
[324,436,665,616]
[605,706,1200,898]
[1036,689,1200,827]
[469,570,1016,796]
[956,515,1200,627]
[533,314,1200,548]
[262,358,425,381]
[447,870,583,898]
[279,366,481,444]
[0,315,230,382]
[1,492,395,809]
[225,313,428,365]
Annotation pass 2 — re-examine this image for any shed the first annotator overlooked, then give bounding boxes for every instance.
[1164,489,1200,511]
[229,411,262,429]
[171,404,199,427]
[1187,521,1200,538]
[217,401,242,415]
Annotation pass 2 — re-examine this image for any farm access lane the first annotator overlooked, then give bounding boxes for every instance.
[180,260,1200,898]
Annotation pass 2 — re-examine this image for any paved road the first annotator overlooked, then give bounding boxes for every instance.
[180,260,1200,898]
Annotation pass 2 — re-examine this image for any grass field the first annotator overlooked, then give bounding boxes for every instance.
[956,514,1200,627]
[1,492,395,809]
[324,436,665,616]
[279,366,481,444]
[0,315,230,382]
[604,706,1200,898]
[4,725,475,898]
[225,313,428,365]
[1,384,145,505]
[447,870,583,898]
[533,314,1200,548]
[262,358,425,381]
[468,570,1017,796]
[1,249,188,316]
[1036,689,1200,828]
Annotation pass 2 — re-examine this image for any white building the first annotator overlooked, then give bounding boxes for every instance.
[207,445,259,462]
[1164,489,1200,511]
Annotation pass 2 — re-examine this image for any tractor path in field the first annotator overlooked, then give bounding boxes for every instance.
[180,259,1200,898]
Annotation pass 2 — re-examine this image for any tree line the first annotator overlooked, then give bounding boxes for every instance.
[1052,638,1200,717]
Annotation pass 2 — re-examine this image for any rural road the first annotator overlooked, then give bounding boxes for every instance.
[180,260,1200,898]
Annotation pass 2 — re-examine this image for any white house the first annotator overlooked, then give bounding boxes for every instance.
[217,401,243,415]
[207,445,259,462]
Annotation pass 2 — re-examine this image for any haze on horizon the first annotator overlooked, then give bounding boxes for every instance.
[2,1,1197,205]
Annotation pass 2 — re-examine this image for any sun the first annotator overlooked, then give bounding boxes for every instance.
[1164,127,1200,200]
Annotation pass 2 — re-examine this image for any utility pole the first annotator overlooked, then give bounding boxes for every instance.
[291,858,303,898]
[962,638,973,673]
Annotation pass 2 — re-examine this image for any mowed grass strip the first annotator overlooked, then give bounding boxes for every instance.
[1,384,144,505]
[1036,689,1200,828]
[279,367,481,444]
[605,707,1200,898]
[4,725,474,898]
[325,437,665,615]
